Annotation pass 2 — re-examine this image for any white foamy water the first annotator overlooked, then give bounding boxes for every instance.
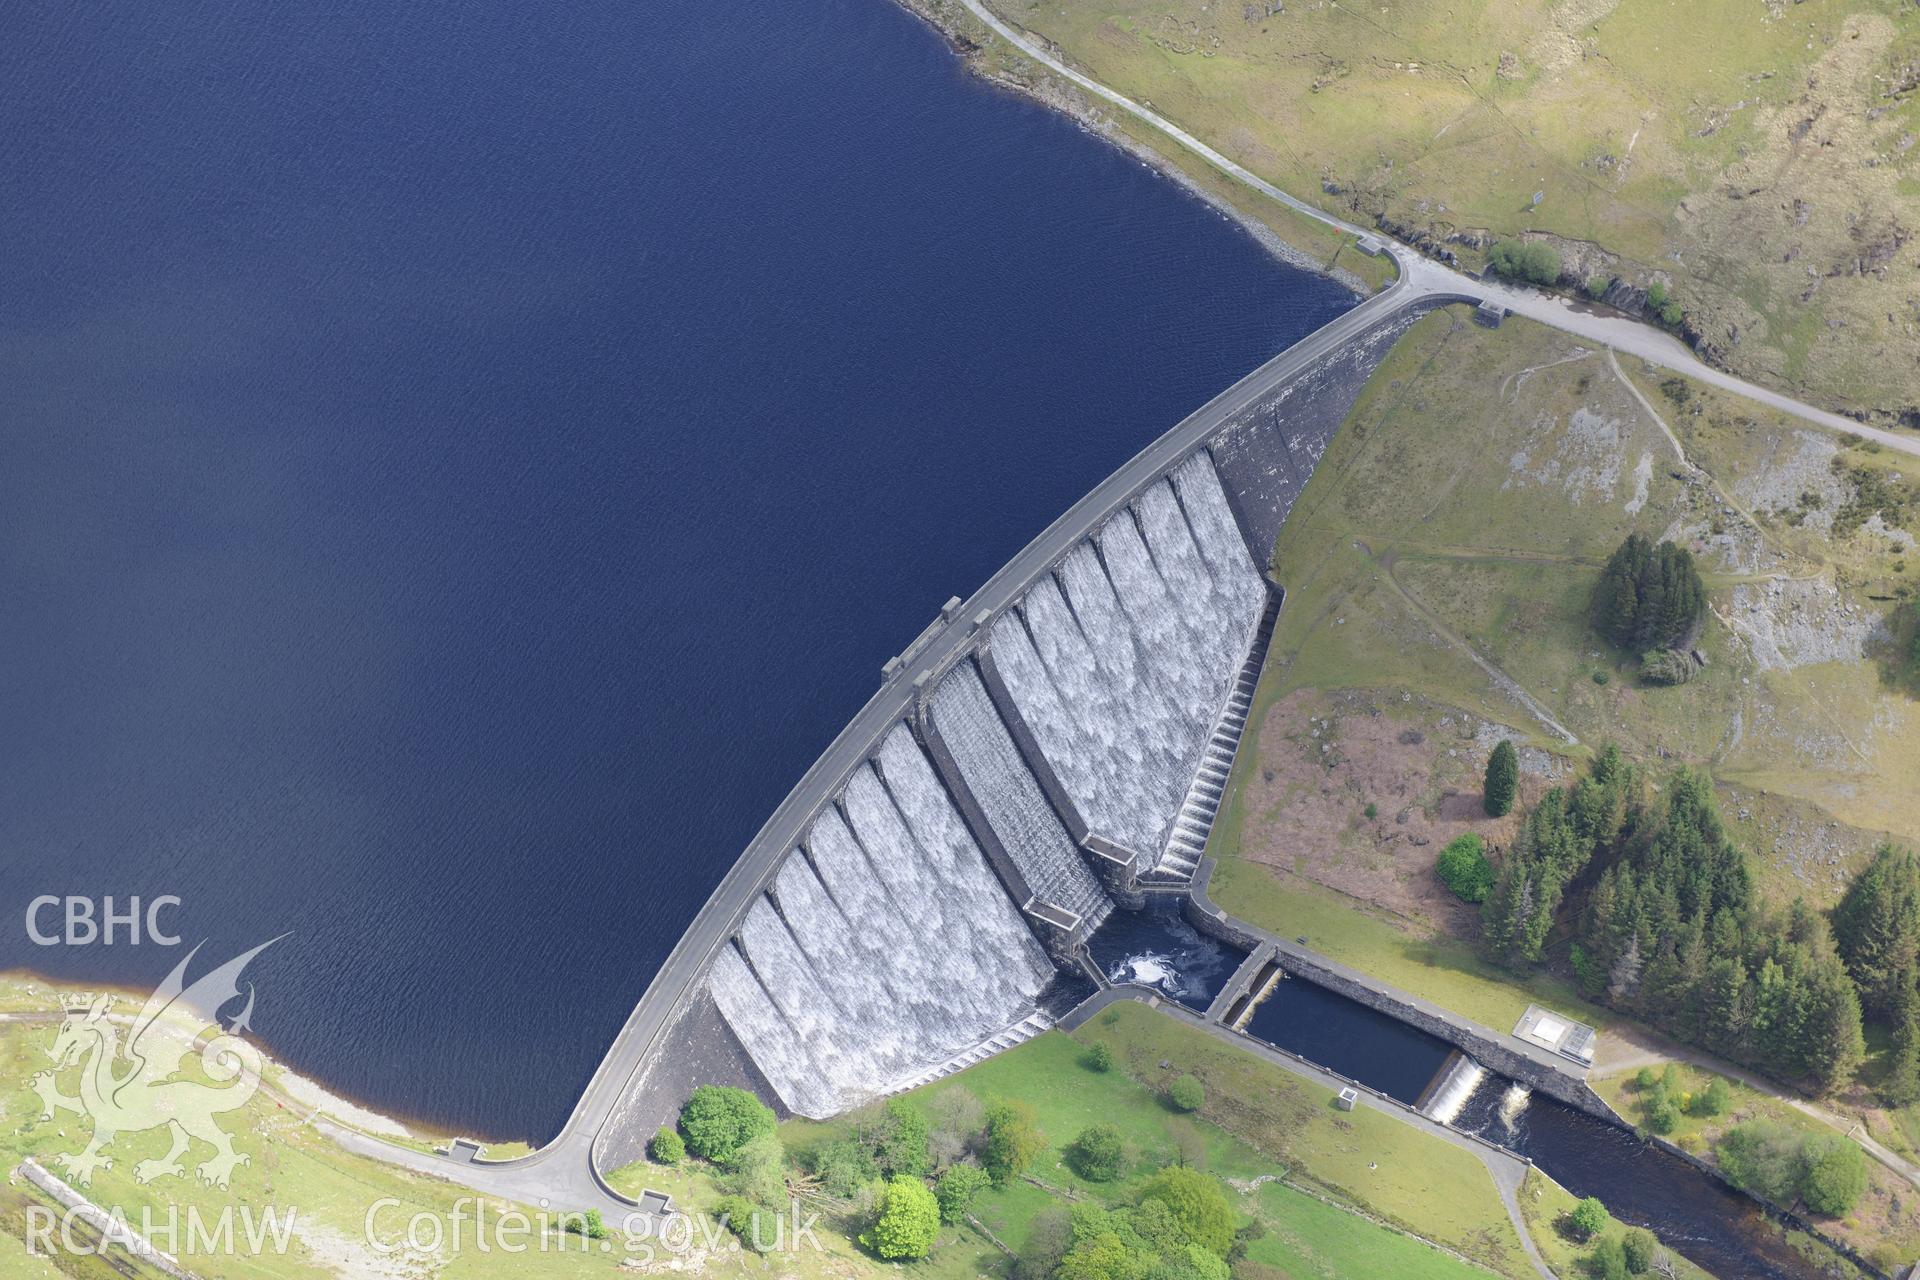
[990,456,1265,861]
[1497,1082,1532,1130]
[707,724,1054,1118]
[1423,1056,1487,1126]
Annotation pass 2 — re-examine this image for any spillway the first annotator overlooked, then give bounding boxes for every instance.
[929,660,1114,930]
[705,449,1272,1118]
[990,457,1266,862]
[706,723,1055,1117]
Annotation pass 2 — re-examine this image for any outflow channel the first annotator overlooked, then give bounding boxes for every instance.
[1244,975,1833,1280]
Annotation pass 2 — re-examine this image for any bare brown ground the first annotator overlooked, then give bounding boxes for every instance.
[1235,688,1554,935]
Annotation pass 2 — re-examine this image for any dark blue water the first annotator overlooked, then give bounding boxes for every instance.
[0,0,1353,1139]
[1246,975,1828,1280]
[1088,899,1245,1010]
[1245,973,1453,1103]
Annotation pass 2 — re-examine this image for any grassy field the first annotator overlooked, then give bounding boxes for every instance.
[614,1005,1529,1280]
[0,976,633,1279]
[965,0,1920,422]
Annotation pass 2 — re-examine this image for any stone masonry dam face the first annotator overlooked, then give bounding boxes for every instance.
[694,307,1423,1123]
[706,453,1268,1117]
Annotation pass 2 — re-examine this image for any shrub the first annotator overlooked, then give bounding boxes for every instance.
[1436,833,1494,903]
[1621,1227,1658,1274]
[1592,670,1610,685]
[725,1133,788,1209]
[1363,802,1378,820]
[1691,1078,1731,1118]
[983,1100,1045,1187]
[1717,1120,1802,1203]
[1633,1066,1658,1091]
[679,1085,776,1166]
[1167,1075,1206,1113]
[811,1137,879,1199]
[1639,648,1696,686]
[1799,1134,1868,1215]
[1016,1207,1074,1280]
[928,1087,986,1168]
[1487,239,1562,285]
[1588,1234,1629,1280]
[1567,1196,1609,1241]
[934,1163,991,1224]
[714,1194,774,1252]
[1083,1043,1115,1073]
[1067,1124,1128,1182]
[1139,1166,1237,1257]
[1585,275,1611,300]
[556,1208,607,1239]
[649,1127,684,1164]
[1483,740,1518,817]
[860,1176,940,1260]
[861,1096,931,1178]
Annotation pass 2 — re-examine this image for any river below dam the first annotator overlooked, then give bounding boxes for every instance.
[1245,973,1834,1280]
[0,0,1352,1139]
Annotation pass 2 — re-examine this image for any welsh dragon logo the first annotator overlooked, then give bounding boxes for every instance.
[32,938,281,1190]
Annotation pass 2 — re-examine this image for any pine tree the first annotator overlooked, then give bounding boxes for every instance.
[1883,975,1920,1106]
[1484,740,1519,817]
[1589,533,1704,651]
[1703,955,1750,1052]
[1507,876,1538,968]
[1832,844,1920,1019]
[1608,932,1643,1004]
[1797,954,1866,1094]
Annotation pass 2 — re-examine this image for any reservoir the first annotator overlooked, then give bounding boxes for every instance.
[1245,973,1832,1280]
[0,0,1352,1139]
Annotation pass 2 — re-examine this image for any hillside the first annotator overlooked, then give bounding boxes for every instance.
[951,0,1920,424]
[1204,305,1919,1265]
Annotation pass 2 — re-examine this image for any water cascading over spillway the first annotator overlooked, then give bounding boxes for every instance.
[706,724,1055,1117]
[929,661,1114,931]
[990,454,1266,861]
[1420,1053,1487,1126]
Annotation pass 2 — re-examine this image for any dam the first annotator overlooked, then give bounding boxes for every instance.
[576,285,1444,1160]
[708,451,1272,1117]
[356,286,1852,1280]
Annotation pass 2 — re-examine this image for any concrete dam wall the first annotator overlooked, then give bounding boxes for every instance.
[980,457,1267,873]
[706,449,1268,1118]
[634,302,1442,1136]
[706,723,1057,1118]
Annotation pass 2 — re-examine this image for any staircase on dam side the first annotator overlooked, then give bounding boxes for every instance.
[886,1010,1055,1095]
[1146,590,1281,885]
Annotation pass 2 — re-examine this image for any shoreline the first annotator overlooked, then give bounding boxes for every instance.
[0,967,533,1150]
[892,0,1370,299]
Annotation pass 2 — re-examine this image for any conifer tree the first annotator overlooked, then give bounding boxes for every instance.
[1832,844,1920,1018]
[1608,932,1643,1004]
[1484,740,1518,817]
[1883,976,1920,1106]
